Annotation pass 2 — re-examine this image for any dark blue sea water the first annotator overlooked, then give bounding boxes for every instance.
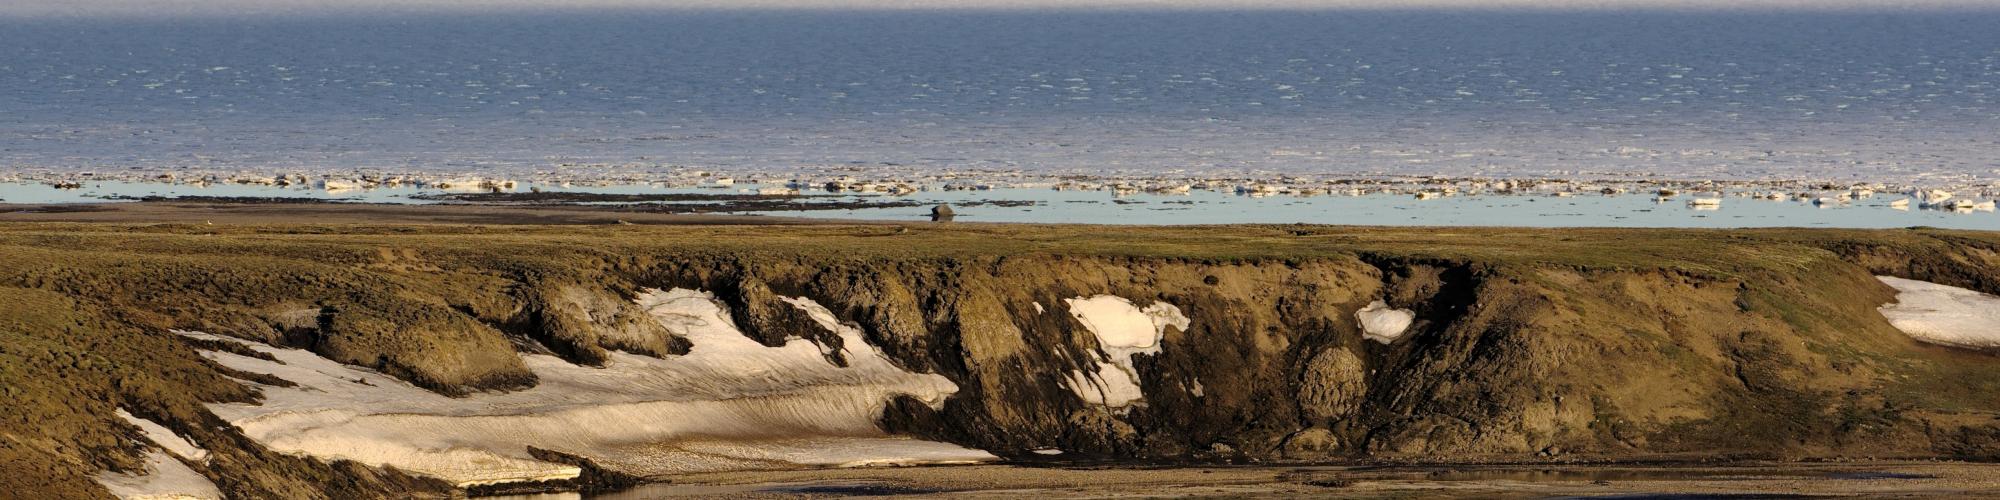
[3,11,1998,179]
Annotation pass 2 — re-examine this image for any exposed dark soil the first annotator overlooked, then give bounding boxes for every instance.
[5,204,119,213]
[599,462,2000,499]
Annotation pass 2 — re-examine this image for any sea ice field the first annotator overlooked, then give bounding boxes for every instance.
[5,10,2000,206]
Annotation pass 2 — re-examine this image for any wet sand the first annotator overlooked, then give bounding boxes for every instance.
[578,462,2000,498]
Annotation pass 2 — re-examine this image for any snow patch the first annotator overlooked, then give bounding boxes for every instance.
[117,409,208,463]
[1356,300,1416,344]
[1877,276,2000,348]
[95,449,222,500]
[1062,295,1189,408]
[1065,295,1185,352]
[181,287,990,488]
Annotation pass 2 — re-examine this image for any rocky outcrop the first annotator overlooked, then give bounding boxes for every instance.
[463,448,643,497]
[1298,347,1367,425]
[10,224,2000,497]
[0,287,454,500]
[513,283,692,365]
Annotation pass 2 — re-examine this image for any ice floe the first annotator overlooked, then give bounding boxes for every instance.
[1062,295,1189,408]
[180,287,990,489]
[1877,276,2000,348]
[1356,300,1416,344]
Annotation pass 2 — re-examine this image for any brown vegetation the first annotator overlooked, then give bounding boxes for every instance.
[5,221,2000,497]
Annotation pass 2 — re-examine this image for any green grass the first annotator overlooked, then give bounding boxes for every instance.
[0,222,1944,275]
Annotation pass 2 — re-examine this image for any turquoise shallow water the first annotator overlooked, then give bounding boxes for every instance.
[773,190,1999,229]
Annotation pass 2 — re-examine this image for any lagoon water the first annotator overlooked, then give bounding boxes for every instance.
[6,179,1998,229]
[4,10,2000,181]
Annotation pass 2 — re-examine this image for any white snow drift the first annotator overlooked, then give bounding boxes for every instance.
[117,409,209,463]
[1062,295,1189,408]
[96,410,220,500]
[1356,300,1416,344]
[181,287,991,488]
[95,450,223,500]
[1877,276,2000,348]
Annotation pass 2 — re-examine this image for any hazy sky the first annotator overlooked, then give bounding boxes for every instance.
[7,0,1999,17]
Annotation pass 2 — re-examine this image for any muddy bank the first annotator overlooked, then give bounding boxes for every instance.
[413,192,834,203]
[7,223,2000,497]
[583,461,2000,499]
[107,196,353,204]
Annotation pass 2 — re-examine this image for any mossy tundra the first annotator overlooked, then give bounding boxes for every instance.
[7,222,2000,498]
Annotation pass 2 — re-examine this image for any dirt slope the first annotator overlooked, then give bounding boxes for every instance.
[6,223,2000,497]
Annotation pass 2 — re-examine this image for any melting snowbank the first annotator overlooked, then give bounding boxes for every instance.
[1062,295,1189,408]
[95,449,224,500]
[1877,276,2000,348]
[185,288,990,488]
[97,409,222,499]
[1356,300,1416,344]
[117,409,208,463]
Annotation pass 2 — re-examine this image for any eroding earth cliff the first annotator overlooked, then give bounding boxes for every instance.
[8,224,2000,498]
